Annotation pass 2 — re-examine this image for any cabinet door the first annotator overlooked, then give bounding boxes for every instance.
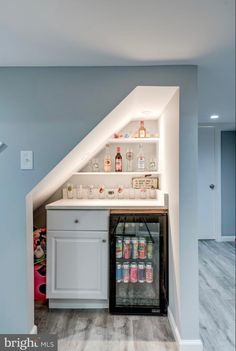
[47,231,108,299]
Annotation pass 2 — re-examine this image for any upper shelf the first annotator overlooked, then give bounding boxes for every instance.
[108,138,160,144]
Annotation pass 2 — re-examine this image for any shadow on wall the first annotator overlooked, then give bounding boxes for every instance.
[0,142,8,153]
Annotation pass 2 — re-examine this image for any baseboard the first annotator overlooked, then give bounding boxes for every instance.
[168,308,203,351]
[49,298,108,309]
[30,325,38,334]
[219,235,235,242]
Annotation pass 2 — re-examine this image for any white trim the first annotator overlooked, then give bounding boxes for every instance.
[214,127,222,242]
[48,299,108,309]
[168,308,203,351]
[218,235,236,242]
[30,325,38,334]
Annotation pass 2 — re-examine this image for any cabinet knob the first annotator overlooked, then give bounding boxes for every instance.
[74,219,79,223]
[102,239,107,243]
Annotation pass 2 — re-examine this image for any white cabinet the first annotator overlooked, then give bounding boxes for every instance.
[47,210,109,304]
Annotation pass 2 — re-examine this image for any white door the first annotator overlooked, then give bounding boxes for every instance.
[198,127,216,239]
[47,230,108,299]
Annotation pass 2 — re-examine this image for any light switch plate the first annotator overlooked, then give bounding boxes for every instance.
[20,150,33,170]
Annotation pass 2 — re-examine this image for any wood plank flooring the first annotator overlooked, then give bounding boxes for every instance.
[35,307,176,351]
[199,240,235,351]
[35,240,235,351]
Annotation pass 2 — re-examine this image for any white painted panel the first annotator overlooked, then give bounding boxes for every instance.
[198,127,216,239]
[47,209,109,231]
[159,90,180,331]
[47,230,108,299]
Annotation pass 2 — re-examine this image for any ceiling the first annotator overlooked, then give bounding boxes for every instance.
[0,0,235,123]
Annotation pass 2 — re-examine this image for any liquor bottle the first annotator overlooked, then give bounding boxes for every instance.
[137,144,146,171]
[115,146,122,172]
[104,144,112,172]
[138,120,146,138]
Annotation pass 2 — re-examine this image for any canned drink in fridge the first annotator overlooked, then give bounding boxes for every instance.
[123,262,130,283]
[131,238,138,259]
[138,237,146,259]
[146,262,153,283]
[123,238,131,259]
[147,241,153,259]
[130,262,138,283]
[116,262,123,283]
[116,237,123,258]
[138,262,145,283]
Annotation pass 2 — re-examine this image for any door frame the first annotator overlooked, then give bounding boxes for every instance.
[199,123,236,242]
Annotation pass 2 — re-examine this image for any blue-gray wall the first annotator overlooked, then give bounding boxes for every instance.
[221,131,236,236]
[0,66,198,340]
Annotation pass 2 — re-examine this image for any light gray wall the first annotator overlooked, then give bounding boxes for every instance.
[0,66,198,339]
[221,131,236,236]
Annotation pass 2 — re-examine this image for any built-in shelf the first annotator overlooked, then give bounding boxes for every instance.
[108,138,159,144]
[73,171,161,176]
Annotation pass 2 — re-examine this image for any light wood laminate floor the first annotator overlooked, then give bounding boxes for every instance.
[35,240,235,351]
[199,240,235,351]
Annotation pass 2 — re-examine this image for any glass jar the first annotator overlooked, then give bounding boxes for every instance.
[76,185,83,199]
[87,185,94,199]
[117,185,124,199]
[107,190,115,199]
[98,185,106,199]
[67,183,74,199]
[140,187,147,199]
[129,188,136,199]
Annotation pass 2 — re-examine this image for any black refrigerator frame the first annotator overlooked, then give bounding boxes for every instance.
[109,211,168,316]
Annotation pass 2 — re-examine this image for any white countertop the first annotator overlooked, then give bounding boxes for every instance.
[46,199,167,210]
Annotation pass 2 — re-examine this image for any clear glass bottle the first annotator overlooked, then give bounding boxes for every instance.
[92,158,99,172]
[104,144,112,172]
[149,157,157,171]
[126,147,134,172]
[138,120,146,138]
[137,144,146,171]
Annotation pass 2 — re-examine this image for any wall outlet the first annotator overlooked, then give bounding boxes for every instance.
[20,150,33,170]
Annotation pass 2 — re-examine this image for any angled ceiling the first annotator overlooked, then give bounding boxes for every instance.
[31,86,178,209]
[0,0,235,123]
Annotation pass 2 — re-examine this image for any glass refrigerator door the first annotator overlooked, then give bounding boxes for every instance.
[112,215,161,311]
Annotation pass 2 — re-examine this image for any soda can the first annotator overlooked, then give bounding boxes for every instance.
[138,262,145,283]
[147,241,153,259]
[123,262,130,283]
[130,262,138,283]
[116,262,123,283]
[116,237,123,258]
[131,238,138,259]
[138,237,146,259]
[123,238,131,259]
[146,262,153,283]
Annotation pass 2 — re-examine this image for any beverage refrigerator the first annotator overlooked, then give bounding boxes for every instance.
[109,211,168,315]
